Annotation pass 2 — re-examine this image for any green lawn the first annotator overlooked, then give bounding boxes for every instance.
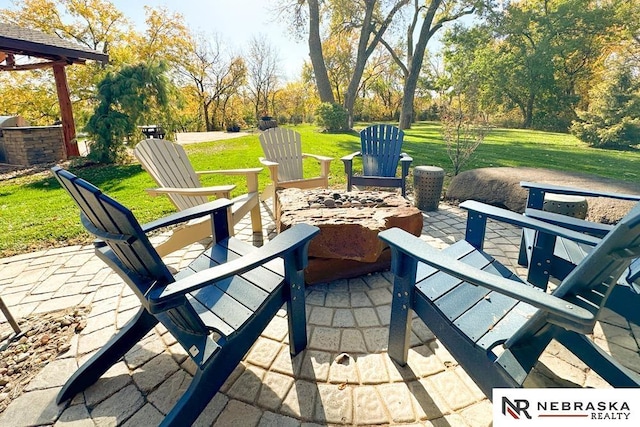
[0,122,638,257]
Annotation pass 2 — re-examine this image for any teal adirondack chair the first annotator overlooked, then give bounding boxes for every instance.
[52,167,319,427]
[380,200,640,397]
[341,124,412,197]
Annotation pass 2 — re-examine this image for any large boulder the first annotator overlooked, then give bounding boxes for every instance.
[445,167,639,223]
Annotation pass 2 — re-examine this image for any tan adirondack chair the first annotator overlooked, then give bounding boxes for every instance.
[258,128,333,205]
[134,139,262,256]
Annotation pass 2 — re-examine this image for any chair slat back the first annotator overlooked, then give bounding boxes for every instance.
[53,167,206,334]
[511,203,640,344]
[556,202,640,300]
[134,139,207,210]
[360,124,404,177]
[259,128,304,181]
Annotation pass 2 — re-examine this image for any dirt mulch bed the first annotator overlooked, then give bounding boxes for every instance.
[0,307,89,414]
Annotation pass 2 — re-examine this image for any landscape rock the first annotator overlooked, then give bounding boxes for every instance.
[445,167,639,224]
[277,188,423,283]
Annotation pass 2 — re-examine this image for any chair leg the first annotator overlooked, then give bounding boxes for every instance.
[159,368,225,427]
[250,202,262,234]
[160,341,249,426]
[556,330,640,387]
[286,268,308,356]
[605,285,640,326]
[57,308,158,403]
[388,291,413,365]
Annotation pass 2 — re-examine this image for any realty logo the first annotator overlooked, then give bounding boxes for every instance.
[493,388,639,426]
[502,397,532,420]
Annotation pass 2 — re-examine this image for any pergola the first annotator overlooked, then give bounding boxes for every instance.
[0,23,109,157]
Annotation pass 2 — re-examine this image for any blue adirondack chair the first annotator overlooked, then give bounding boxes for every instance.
[380,200,640,397]
[52,167,319,427]
[518,182,640,323]
[341,124,412,197]
[519,182,640,288]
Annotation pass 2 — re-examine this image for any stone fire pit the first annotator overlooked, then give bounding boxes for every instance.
[277,188,423,284]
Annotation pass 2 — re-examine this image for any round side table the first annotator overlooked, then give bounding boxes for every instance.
[413,166,445,211]
[543,193,588,219]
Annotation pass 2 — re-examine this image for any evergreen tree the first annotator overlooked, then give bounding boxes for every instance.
[570,57,640,148]
[86,62,170,163]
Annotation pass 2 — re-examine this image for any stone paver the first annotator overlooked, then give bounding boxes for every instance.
[1,200,637,426]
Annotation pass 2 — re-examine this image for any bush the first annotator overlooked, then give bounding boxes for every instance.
[86,62,170,164]
[571,114,640,148]
[570,57,640,148]
[440,105,488,175]
[315,103,348,132]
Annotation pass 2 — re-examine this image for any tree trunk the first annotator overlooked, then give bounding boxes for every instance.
[399,0,441,130]
[308,0,335,103]
[524,94,534,128]
[343,1,378,129]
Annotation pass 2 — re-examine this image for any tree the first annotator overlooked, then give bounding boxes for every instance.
[570,56,640,148]
[178,33,246,131]
[85,62,170,164]
[307,0,336,103]
[3,0,128,54]
[336,0,408,128]
[390,0,479,129]
[440,92,487,175]
[281,0,408,128]
[445,0,621,130]
[135,6,191,65]
[246,35,281,120]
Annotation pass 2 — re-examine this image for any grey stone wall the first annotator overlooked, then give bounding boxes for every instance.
[0,126,65,165]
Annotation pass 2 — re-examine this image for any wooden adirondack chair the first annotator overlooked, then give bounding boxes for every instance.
[341,124,413,197]
[380,200,640,398]
[134,138,263,256]
[52,166,319,427]
[258,127,333,204]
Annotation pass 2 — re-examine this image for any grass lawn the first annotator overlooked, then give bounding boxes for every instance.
[0,122,638,257]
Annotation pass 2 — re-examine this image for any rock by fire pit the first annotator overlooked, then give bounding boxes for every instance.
[277,188,423,283]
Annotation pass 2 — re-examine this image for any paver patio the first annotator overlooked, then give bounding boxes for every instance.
[1,201,638,426]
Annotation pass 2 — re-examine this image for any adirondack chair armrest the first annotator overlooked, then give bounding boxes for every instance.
[524,208,612,238]
[399,154,412,177]
[302,153,333,162]
[302,153,333,177]
[259,157,279,167]
[145,185,236,199]
[259,157,280,183]
[379,228,595,330]
[399,154,413,163]
[460,200,601,247]
[340,151,361,162]
[147,224,320,312]
[141,199,234,234]
[521,181,640,202]
[196,168,263,192]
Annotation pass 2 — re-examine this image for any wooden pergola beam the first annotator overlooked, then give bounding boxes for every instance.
[1,24,108,159]
[53,64,78,156]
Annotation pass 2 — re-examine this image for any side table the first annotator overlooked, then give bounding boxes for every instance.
[543,193,588,219]
[414,166,445,211]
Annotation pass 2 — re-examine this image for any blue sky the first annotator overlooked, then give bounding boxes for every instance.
[109,1,308,80]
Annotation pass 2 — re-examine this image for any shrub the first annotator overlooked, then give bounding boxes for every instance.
[440,104,488,175]
[570,57,640,148]
[86,62,170,164]
[315,103,348,132]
